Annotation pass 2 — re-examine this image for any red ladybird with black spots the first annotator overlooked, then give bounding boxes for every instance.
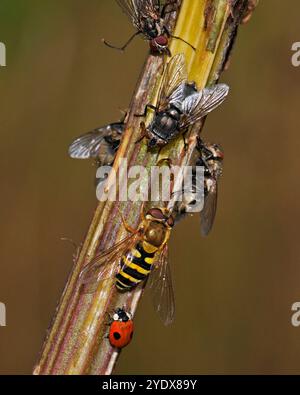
[109,308,134,349]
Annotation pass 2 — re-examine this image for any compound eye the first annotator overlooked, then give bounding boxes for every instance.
[147,208,165,220]
[155,35,168,46]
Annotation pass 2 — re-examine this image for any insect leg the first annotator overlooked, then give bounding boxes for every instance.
[117,207,139,234]
[102,31,142,52]
[163,27,196,51]
[135,122,148,145]
[182,129,189,151]
[134,104,157,118]
[139,201,146,222]
[170,34,196,51]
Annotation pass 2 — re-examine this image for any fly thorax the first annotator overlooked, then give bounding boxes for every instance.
[159,113,176,130]
[144,222,167,248]
[144,18,159,38]
[168,106,181,121]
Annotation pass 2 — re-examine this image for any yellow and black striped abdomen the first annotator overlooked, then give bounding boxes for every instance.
[116,242,157,291]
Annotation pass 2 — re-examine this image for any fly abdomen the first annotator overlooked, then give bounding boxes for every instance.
[116,242,156,291]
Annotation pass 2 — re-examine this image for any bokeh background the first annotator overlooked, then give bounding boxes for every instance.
[0,0,300,374]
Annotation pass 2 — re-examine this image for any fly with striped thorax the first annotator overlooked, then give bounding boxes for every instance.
[103,0,195,55]
[79,206,175,326]
[135,53,229,149]
[172,136,224,236]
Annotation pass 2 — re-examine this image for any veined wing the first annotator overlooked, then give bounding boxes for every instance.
[157,53,188,110]
[180,83,229,128]
[200,180,218,236]
[148,244,175,326]
[68,123,124,159]
[116,0,160,31]
[79,232,138,293]
[139,0,161,19]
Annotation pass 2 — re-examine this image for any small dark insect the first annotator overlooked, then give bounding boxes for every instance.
[173,137,224,236]
[103,0,195,55]
[68,121,124,186]
[135,53,229,149]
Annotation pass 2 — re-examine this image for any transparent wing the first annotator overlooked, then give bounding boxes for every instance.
[79,233,138,294]
[139,0,161,18]
[69,129,107,159]
[148,245,175,325]
[157,53,188,109]
[68,123,123,160]
[180,83,229,128]
[116,0,140,28]
[200,181,218,236]
[116,0,160,30]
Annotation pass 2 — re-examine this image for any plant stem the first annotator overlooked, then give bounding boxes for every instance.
[34,0,257,375]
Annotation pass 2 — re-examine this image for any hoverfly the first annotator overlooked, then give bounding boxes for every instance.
[103,0,195,55]
[174,137,224,236]
[135,53,229,149]
[80,207,175,326]
[68,121,124,185]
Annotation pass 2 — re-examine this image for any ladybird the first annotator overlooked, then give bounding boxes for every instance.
[108,308,134,349]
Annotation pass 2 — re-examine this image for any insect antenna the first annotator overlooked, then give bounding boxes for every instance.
[102,31,142,52]
[169,35,196,51]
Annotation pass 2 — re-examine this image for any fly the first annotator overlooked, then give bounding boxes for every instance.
[135,53,229,149]
[103,0,195,55]
[68,121,124,186]
[174,136,224,236]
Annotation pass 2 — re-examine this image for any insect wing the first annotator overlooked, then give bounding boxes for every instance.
[79,233,138,293]
[116,0,160,31]
[200,180,218,236]
[148,245,175,325]
[138,0,161,18]
[157,53,188,109]
[180,83,229,128]
[68,123,124,160]
[116,0,140,28]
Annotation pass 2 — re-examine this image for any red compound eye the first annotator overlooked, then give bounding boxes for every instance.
[148,208,165,220]
[150,36,168,52]
[155,35,168,46]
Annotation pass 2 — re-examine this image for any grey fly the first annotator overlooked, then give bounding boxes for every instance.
[135,53,229,149]
[173,137,224,236]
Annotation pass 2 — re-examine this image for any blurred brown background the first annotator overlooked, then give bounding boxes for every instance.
[0,0,300,374]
